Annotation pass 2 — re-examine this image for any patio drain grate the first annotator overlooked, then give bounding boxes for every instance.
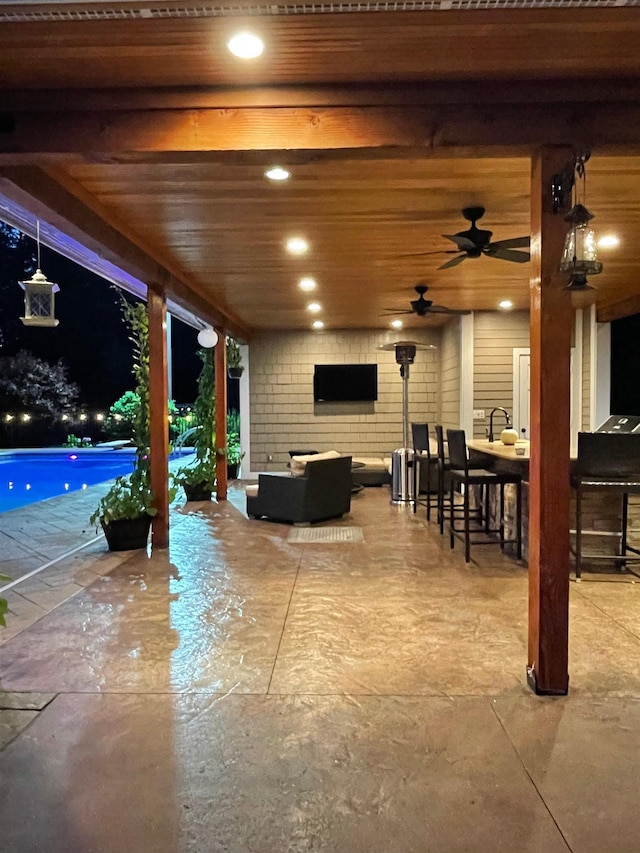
[287,526,364,543]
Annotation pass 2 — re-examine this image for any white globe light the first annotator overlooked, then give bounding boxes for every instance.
[228,32,264,59]
[197,327,219,348]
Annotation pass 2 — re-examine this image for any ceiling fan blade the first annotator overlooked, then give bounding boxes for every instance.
[427,305,472,315]
[486,247,531,264]
[442,234,476,251]
[385,249,458,260]
[438,254,467,270]
[382,308,414,315]
[490,236,530,250]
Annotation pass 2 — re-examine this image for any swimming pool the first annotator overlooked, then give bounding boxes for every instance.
[0,450,141,513]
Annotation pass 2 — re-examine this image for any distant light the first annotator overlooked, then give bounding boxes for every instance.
[61,414,69,422]
[114,414,122,421]
[227,32,264,59]
[21,413,31,422]
[25,483,31,491]
[197,326,219,348]
[64,483,70,491]
[299,277,317,292]
[265,166,290,182]
[391,319,403,329]
[5,414,13,423]
[307,302,322,313]
[312,320,324,330]
[79,414,87,422]
[69,454,78,460]
[499,300,513,310]
[286,237,309,255]
[598,234,620,249]
[95,413,104,422]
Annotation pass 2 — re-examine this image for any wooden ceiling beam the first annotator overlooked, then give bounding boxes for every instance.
[598,295,640,324]
[0,165,251,340]
[2,103,640,160]
[3,79,640,112]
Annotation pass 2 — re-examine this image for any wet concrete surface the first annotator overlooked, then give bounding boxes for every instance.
[1,485,640,851]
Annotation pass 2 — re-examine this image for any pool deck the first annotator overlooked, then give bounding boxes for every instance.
[0,452,199,642]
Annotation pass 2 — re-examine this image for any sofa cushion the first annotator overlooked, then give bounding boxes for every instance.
[290,449,341,477]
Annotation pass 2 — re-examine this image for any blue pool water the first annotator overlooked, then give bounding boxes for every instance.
[0,451,140,513]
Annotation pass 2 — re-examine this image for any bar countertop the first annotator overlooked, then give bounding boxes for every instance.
[466,438,530,461]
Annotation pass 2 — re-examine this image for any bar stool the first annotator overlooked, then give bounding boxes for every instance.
[411,423,438,520]
[571,432,640,579]
[434,425,482,535]
[447,428,522,563]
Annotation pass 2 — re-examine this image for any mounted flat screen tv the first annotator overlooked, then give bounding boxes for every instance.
[313,363,378,402]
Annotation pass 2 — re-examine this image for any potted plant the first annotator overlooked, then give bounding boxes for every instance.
[226,435,245,479]
[172,345,217,501]
[90,298,156,550]
[226,337,244,379]
[90,473,157,551]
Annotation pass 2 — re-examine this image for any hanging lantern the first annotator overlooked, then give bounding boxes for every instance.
[19,268,60,327]
[557,151,603,288]
[19,221,59,327]
[558,203,603,278]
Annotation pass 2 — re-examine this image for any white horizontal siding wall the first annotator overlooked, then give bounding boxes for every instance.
[472,311,530,439]
[440,318,461,431]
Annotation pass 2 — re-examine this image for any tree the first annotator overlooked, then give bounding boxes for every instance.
[0,222,36,353]
[0,349,78,420]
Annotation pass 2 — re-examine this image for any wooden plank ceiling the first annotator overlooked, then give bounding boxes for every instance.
[0,2,639,336]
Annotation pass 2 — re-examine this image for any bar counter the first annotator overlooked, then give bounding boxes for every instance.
[465,438,639,569]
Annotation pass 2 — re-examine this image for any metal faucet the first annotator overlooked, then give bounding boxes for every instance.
[488,407,511,442]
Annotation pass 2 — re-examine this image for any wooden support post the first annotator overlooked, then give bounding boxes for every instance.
[148,286,170,548]
[527,145,574,695]
[215,333,228,501]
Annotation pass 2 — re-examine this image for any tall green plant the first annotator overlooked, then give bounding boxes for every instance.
[120,299,150,486]
[172,346,217,491]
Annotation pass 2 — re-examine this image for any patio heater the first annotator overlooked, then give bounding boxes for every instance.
[379,341,436,504]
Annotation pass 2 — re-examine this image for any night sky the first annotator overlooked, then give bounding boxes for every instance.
[0,226,204,409]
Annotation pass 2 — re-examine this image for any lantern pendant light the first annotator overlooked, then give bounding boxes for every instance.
[558,152,603,290]
[19,221,60,327]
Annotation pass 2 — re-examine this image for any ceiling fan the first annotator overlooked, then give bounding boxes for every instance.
[436,206,530,269]
[389,206,530,270]
[384,284,471,317]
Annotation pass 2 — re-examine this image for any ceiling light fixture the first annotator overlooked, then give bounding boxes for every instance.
[307,302,321,313]
[227,32,264,59]
[598,234,620,249]
[298,277,317,292]
[286,237,309,255]
[265,166,290,182]
[312,320,324,330]
[197,326,219,348]
[391,319,403,329]
[498,300,513,310]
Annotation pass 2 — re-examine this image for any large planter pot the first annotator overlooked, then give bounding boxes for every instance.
[183,481,213,502]
[227,462,239,480]
[227,367,243,379]
[101,514,152,551]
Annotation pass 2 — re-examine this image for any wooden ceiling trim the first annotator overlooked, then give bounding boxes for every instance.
[3,102,640,161]
[598,295,640,325]
[0,165,250,339]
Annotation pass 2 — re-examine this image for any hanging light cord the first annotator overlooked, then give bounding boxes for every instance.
[36,220,42,269]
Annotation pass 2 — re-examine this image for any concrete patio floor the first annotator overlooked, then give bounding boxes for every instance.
[1,483,640,852]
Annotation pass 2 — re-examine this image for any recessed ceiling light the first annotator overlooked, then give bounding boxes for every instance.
[312,320,324,330]
[286,237,309,255]
[598,234,620,249]
[499,300,513,310]
[265,166,291,182]
[227,32,264,59]
[391,319,403,329]
[298,277,317,292]
[307,302,322,313]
